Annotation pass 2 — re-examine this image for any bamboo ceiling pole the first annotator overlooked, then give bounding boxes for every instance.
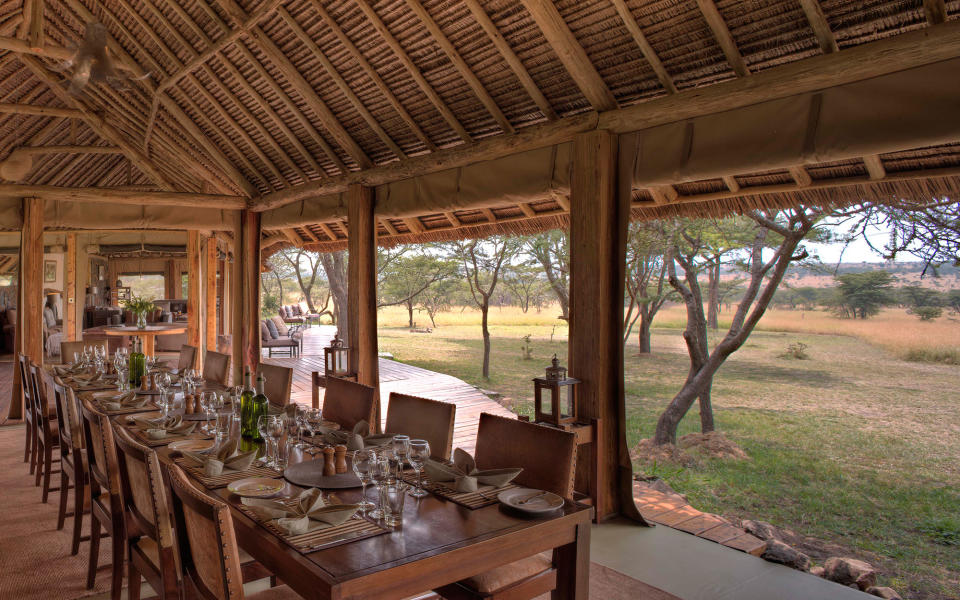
[346,184,380,432]
[0,103,86,118]
[0,184,246,209]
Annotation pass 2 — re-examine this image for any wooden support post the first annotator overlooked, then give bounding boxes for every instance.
[217,257,226,338]
[164,259,177,299]
[230,212,244,385]
[240,211,262,378]
[65,233,77,341]
[10,197,43,420]
[187,231,201,354]
[347,184,380,431]
[568,131,632,521]
[205,238,218,352]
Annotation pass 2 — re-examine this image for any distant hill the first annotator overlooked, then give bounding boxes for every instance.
[722,261,960,290]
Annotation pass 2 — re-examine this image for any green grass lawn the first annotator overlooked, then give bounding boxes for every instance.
[378,307,960,599]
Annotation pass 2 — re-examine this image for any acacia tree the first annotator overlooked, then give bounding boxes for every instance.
[319,251,348,339]
[502,264,549,313]
[379,252,454,327]
[653,208,820,445]
[833,271,894,319]
[418,278,459,327]
[275,248,329,314]
[450,237,521,379]
[526,231,569,319]
[623,223,673,352]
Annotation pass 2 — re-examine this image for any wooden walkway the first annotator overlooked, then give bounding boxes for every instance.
[263,326,514,453]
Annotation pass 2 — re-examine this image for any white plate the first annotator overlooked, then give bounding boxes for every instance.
[497,487,564,514]
[168,439,214,453]
[228,477,285,498]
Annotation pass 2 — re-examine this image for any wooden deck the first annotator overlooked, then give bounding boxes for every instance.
[263,326,514,453]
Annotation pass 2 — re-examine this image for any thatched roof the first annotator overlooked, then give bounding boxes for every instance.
[0,0,958,249]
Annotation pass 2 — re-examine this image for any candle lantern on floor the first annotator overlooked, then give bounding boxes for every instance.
[533,354,579,426]
[324,333,351,378]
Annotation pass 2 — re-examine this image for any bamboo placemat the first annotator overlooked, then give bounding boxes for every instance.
[173,457,282,489]
[235,497,390,553]
[405,476,517,509]
[127,428,208,448]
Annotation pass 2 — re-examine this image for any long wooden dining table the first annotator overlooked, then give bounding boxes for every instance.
[65,373,593,600]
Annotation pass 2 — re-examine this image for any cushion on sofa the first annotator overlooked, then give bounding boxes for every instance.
[264,318,280,340]
[260,321,271,341]
[270,316,289,336]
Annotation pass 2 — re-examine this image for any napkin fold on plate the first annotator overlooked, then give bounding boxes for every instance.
[423,448,523,493]
[131,415,197,439]
[241,488,359,535]
[98,391,149,411]
[181,439,257,476]
[316,420,394,451]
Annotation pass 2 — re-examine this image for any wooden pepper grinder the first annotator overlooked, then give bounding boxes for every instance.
[322,446,336,476]
[140,375,150,391]
[184,393,194,414]
[334,445,347,474]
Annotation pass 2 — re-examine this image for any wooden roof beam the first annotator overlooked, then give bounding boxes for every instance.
[695,0,750,77]
[863,155,886,180]
[0,183,245,208]
[277,7,407,158]
[444,212,462,227]
[23,0,43,50]
[403,217,425,234]
[353,0,471,143]
[404,0,514,134]
[519,203,537,218]
[648,185,679,204]
[307,0,436,151]
[722,175,740,192]
[609,0,677,94]
[788,166,812,187]
[462,0,557,119]
[799,0,839,54]
[924,0,948,25]
[10,145,121,156]
[281,229,304,247]
[0,102,87,119]
[317,222,338,241]
[521,0,618,111]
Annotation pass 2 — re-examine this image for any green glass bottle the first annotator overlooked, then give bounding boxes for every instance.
[250,374,270,442]
[128,337,145,386]
[240,368,256,438]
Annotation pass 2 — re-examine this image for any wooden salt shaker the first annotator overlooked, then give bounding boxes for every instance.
[140,376,150,391]
[184,393,194,414]
[322,447,336,476]
[334,445,347,474]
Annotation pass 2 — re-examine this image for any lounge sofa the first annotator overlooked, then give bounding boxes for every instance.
[261,316,302,357]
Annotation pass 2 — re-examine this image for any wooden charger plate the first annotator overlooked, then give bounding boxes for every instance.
[284,458,361,489]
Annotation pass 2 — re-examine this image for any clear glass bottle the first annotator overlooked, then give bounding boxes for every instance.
[128,337,145,386]
[240,368,256,438]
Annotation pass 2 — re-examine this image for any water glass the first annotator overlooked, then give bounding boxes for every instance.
[407,439,431,498]
[215,410,232,443]
[391,435,410,479]
[383,483,408,527]
[368,453,391,520]
[352,448,376,513]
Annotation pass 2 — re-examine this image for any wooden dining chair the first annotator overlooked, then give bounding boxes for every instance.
[166,463,303,600]
[60,340,106,364]
[53,378,88,554]
[202,350,231,386]
[78,396,126,599]
[385,393,456,460]
[176,344,197,372]
[435,413,577,600]
[257,362,293,407]
[29,362,62,502]
[18,353,37,473]
[322,376,376,432]
[113,426,181,600]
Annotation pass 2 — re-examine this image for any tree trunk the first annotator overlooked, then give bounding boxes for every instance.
[698,388,715,433]
[637,310,652,353]
[707,261,719,330]
[320,251,349,339]
[481,301,491,379]
[406,300,414,328]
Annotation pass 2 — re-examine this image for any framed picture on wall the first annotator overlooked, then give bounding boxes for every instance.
[43,260,57,283]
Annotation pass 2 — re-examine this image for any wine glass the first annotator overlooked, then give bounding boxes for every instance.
[305,408,324,438]
[286,407,304,450]
[391,435,410,479]
[407,440,431,498]
[368,452,391,519]
[257,415,274,467]
[352,448,376,513]
[157,389,172,419]
[231,385,243,416]
[198,391,212,433]
[266,415,287,469]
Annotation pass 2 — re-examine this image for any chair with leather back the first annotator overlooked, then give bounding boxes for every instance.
[385,393,456,460]
[257,363,293,407]
[78,396,126,599]
[322,377,376,432]
[166,463,302,600]
[52,378,87,554]
[202,350,231,386]
[176,344,198,372]
[113,425,181,600]
[29,362,61,502]
[435,413,577,600]
[60,340,107,365]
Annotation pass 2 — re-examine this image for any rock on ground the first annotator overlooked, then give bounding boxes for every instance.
[866,586,902,599]
[761,539,811,572]
[743,519,780,541]
[823,557,877,590]
[810,566,825,578]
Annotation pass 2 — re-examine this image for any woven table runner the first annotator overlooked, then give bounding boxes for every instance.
[401,472,516,509]
[235,497,390,553]
[173,457,282,489]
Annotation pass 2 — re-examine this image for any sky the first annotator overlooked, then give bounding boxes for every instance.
[804,220,918,265]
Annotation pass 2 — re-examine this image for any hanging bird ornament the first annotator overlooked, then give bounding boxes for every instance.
[53,22,151,95]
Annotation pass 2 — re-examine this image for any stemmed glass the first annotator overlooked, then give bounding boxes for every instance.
[114,355,126,391]
[231,386,243,416]
[198,391,212,433]
[207,393,224,434]
[391,435,410,479]
[367,452,391,520]
[352,448,376,513]
[157,388,173,419]
[257,415,273,466]
[287,407,305,450]
[156,372,171,412]
[407,440,431,498]
[266,415,287,469]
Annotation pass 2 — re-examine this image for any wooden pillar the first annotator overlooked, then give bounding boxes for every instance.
[205,238,217,352]
[217,257,226,338]
[10,197,43,420]
[234,210,261,380]
[65,233,77,341]
[568,131,634,521]
[164,259,177,299]
[230,213,243,385]
[347,184,380,431]
[186,231,201,353]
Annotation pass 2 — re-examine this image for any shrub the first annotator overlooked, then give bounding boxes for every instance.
[778,341,810,360]
[907,305,942,321]
[520,334,534,360]
[903,348,960,365]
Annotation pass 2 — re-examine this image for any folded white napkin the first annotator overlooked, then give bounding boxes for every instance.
[182,439,257,476]
[132,415,196,438]
[424,448,522,493]
[99,391,149,411]
[241,488,359,535]
[317,420,394,451]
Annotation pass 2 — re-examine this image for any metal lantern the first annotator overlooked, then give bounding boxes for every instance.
[324,333,351,378]
[533,354,579,426]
